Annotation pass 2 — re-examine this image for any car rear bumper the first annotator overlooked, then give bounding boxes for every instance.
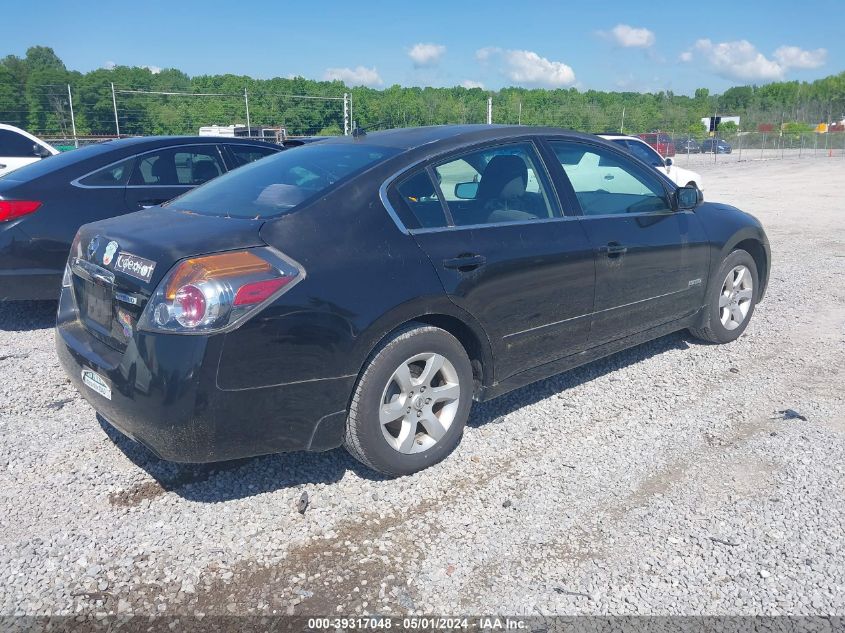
[0,269,61,300]
[1,228,62,300]
[56,289,352,462]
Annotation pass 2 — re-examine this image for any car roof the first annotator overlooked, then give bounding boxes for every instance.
[317,125,599,152]
[0,135,280,184]
[96,136,279,148]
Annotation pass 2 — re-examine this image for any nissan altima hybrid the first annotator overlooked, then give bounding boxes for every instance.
[57,125,770,476]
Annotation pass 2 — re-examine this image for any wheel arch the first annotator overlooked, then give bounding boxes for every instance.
[350,302,495,403]
[728,237,769,302]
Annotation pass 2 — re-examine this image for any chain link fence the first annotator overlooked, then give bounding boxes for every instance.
[0,83,348,146]
[3,82,843,162]
[670,129,845,165]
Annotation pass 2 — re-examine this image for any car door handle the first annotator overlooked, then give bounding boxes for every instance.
[599,242,628,257]
[603,174,615,180]
[443,254,486,271]
[0,164,6,170]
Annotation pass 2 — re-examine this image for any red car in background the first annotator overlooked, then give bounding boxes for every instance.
[638,132,675,157]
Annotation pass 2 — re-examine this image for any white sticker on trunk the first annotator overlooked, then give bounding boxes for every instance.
[81,369,112,400]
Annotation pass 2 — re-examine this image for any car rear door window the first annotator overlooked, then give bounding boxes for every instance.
[432,143,556,227]
[78,157,135,186]
[130,147,225,186]
[395,170,448,228]
[0,130,39,157]
[227,144,279,168]
[550,141,670,216]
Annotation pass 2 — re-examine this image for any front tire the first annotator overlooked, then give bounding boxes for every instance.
[344,323,473,476]
[689,249,758,344]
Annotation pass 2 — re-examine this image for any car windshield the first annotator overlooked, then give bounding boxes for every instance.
[167,142,399,218]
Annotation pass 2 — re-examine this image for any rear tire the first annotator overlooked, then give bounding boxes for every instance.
[344,323,473,476]
[689,249,758,344]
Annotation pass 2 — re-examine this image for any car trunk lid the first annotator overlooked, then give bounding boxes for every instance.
[70,208,266,351]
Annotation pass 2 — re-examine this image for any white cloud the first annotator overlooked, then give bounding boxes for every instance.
[773,45,827,69]
[142,65,162,74]
[608,24,655,48]
[103,61,116,70]
[408,43,446,67]
[460,79,485,89]
[323,65,383,87]
[475,46,500,62]
[476,47,576,87]
[694,39,783,80]
[683,39,827,81]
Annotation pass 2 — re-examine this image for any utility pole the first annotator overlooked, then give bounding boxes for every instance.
[486,97,492,125]
[713,109,718,164]
[343,93,350,136]
[620,106,625,134]
[67,84,78,148]
[518,101,522,125]
[111,83,120,138]
[244,88,251,137]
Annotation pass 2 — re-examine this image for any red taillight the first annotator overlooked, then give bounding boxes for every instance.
[174,284,207,327]
[140,248,304,334]
[234,277,291,306]
[0,200,41,222]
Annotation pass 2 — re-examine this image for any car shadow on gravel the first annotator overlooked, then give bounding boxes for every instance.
[0,300,57,331]
[98,416,384,504]
[98,332,693,503]
[468,332,692,427]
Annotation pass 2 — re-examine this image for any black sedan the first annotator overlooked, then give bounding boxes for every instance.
[0,136,281,300]
[701,138,732,154]
[57,125,770,476]
[674,136,701,153]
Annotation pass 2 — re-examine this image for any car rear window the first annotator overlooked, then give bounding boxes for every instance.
[0,142,113,182]
[167,142,398,218]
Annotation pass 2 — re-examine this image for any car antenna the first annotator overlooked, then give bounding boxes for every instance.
[352,121,366,138]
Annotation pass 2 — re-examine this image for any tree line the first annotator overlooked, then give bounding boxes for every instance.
[2,46,844,139]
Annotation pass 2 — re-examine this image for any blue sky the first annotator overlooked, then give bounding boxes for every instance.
[4,0,842,94]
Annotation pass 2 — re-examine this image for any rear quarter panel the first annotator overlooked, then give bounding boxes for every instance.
[216,177,458,390]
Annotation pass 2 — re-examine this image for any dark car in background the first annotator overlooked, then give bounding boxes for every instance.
[57,125,769,477]
[638,132,675,156]
[674,136,701,153]
[701,138,733,154]
[0,136,281,300]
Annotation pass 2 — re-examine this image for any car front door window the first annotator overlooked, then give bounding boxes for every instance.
[0,130,40,157]
[550,142,671,216]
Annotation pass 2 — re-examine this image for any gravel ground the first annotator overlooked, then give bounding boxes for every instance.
[0,157,843,618]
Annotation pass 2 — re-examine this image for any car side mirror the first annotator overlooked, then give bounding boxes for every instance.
[454,181,479,199]
[664,157,673,167]
[675,185,701,210]
[33,144,52,159]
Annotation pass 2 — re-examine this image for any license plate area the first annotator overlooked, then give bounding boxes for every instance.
[70,257,138,352]
[79,279,113,331]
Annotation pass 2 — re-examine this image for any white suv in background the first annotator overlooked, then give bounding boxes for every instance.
[0,124,59,177]
[600,134,703,191]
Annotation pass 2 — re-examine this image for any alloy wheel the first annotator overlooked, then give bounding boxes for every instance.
[379,352,461,454]
[719,265,753,330]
